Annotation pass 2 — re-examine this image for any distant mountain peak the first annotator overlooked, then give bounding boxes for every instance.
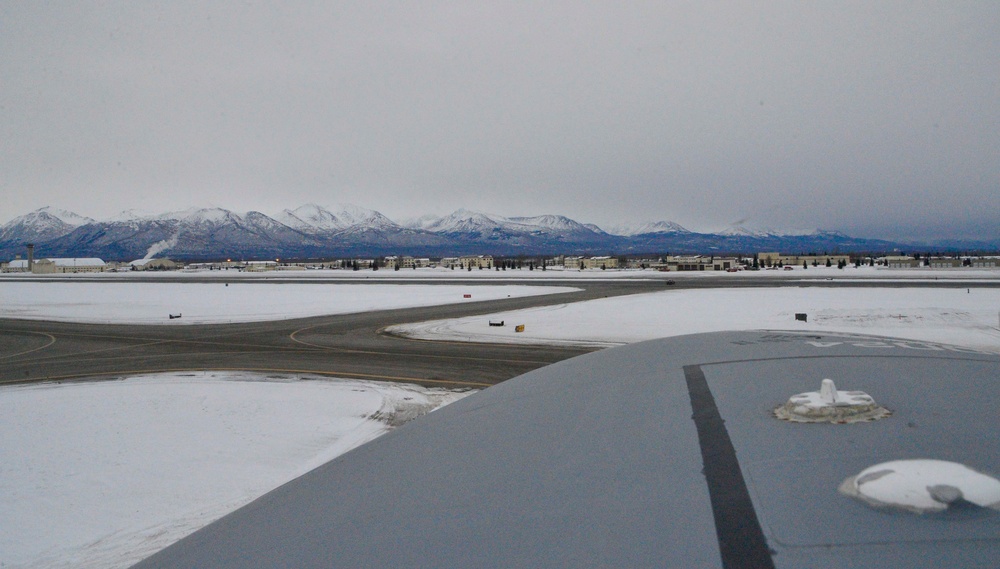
[812,229,850,238]
[509,214,580,228]
[105,209,158,223]
[275,205,339,231]
[32,206,94,227]
[718,225,776,237]
[0,207,95,244]
[330,203,399,230]
[184,207,238,222]
[424,210,502,233]
[607,220,689,236]
[398,213,445,230]
[3,206,95,228]
[274,203,400,233]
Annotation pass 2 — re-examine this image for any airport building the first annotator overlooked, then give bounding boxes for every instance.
[970,257,999,268]
[883,255,920,268]
[757,252,851,267]
[2,257,108,273]
[666,256,739,271]
[383,256,430,269]
[1,259,29,273]
[458,255,494,269]
[928,258,963,268]
[884,256,999,269]
[245,261,278,271]
[128,258,179,271]
[561,256,620,269]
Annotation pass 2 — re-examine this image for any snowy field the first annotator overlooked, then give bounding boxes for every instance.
[389,287,1000,354]
[0,372,472,569]
[0,281,577,324]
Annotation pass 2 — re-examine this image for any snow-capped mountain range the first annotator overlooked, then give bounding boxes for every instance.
[0,207,96,245]
[0,205,954,261]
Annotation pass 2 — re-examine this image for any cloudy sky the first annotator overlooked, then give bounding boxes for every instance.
[1,1,997,239]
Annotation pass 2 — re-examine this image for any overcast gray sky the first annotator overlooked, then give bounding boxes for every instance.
[2,1,997,239]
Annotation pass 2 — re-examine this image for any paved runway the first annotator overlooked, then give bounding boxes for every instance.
[2,275,996,387]
[0,279,659,387]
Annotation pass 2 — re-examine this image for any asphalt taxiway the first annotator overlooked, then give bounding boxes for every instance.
[0,279,652,387]
[2,274,997,388]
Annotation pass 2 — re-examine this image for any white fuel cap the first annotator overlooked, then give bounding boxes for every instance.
[774,379,891,423]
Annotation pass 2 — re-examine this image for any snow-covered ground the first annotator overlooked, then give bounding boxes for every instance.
[0,281,577,324]
[389,287,1000,354]
[0,372,472,569]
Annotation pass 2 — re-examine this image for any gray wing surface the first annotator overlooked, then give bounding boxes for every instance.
[132,331,1000,568]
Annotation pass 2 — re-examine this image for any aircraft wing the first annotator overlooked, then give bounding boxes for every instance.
[132,330,1000,568]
